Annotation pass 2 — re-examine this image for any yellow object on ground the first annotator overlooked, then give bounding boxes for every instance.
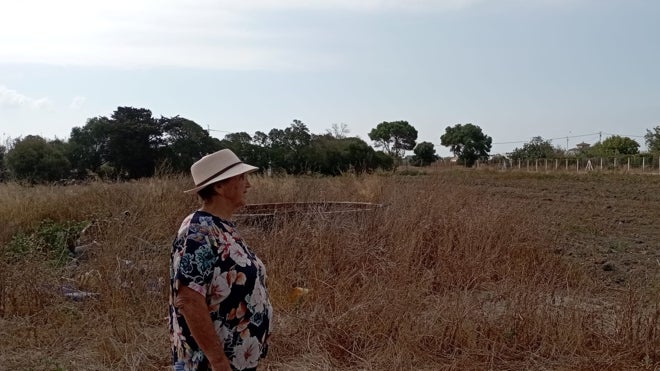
[288,287,310,303]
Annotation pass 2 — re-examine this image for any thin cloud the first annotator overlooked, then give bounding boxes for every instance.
[0,0,584,69]
[0,86,53,110]
[0,1,308,70]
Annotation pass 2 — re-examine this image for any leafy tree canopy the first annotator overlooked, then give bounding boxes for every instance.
[510,136,562,160]
[368,120,418,158]
[645,126,660,153]
[68,107,218,179]
[6,135,71,183]
[68,116,111,178]
[588,135,639,156]
[266,120,312,174]
[411,141,437,166]
[5,109,404,181]
[219,124,394,175]
[160,116,222,173]
[440,123,492,167]
[68,107,160,179]
[303,135,393,175]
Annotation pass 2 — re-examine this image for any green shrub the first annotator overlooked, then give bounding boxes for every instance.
[5,219,88,265]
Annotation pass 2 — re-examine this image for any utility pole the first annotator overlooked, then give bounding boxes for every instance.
[599,131,602,143]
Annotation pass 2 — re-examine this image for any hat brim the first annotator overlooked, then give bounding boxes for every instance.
[184,164,259,194]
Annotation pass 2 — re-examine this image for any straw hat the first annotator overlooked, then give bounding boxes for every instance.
[184,149,258,194]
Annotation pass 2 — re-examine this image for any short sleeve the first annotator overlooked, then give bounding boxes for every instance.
[174,216,219,296]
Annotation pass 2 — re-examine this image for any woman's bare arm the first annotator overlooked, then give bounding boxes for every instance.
[175,285,231,371]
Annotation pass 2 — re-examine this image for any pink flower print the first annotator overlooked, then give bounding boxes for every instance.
[209,269,231,306]
[228,302,247,321]
[235,272,247,285]
[228,243,250,267]
[236,317,250,333]
[232,337,260,370]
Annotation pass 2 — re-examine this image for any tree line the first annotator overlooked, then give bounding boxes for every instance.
[506,132,660,161]
[5,105,653,183]
[1,107,488,183]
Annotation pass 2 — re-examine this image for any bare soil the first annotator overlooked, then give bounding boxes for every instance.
[438,170,660,291]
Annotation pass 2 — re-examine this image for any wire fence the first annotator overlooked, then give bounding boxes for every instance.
[471,156,660,174]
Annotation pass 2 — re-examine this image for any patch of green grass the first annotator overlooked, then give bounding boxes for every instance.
[5,219,88,265]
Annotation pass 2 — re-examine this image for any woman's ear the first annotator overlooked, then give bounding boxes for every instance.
[213,182,224,195]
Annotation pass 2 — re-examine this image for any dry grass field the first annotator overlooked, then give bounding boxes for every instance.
[0,169,658,370]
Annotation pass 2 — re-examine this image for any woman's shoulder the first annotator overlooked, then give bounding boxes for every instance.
[189,210,212,223]
[176,211,214,236]
[185,211,239,235]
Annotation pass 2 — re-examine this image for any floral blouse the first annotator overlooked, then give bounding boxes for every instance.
[169,211,272,371]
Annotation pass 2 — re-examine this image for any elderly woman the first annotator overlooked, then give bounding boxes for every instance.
[169,149,272,371]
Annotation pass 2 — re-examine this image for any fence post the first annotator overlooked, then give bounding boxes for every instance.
[643,157,645,172]
[545,159,548,172]
[600,158,603,171]
[555,159,558,170]
[576,158,579,172]
[565,158,568,170]
[627,157,630,172]
[535,159,538,172]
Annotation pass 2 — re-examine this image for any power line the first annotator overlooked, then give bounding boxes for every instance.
[493,132,602,145]
[602,132,646,139]
[206,125,231,134]
[491,140,528,145]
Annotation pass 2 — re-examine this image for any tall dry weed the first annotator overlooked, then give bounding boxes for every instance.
[0,171,657,370]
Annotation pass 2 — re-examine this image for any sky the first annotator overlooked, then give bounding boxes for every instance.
[1,0,659,157]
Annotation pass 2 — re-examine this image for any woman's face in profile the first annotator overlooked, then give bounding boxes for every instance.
[220,173,251,209]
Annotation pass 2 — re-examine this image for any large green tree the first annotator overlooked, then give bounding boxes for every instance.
[6,135,71,183]
[219,131,270,171]
[159,116,222,173]
[304,135,392,175]
[220,132,254,161]
[411,141,438,166]
[440,123,492,167]
[68,116,111,178]
[68,107,218,178]
[68,107,160,179]
[645,126,660,153]
[368,120,418,158]
[590,135,639,156]
[267,120,312,174]
[105,107,162,178]
[510,136,561,160]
